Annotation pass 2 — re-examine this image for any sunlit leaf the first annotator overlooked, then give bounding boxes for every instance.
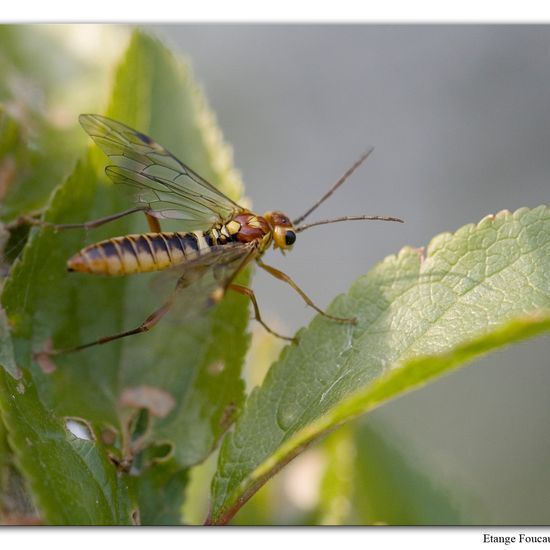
[209,206,550,524]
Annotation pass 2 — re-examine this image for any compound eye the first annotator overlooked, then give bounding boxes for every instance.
[285,230,296,246]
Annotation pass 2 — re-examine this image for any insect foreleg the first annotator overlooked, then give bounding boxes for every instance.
[256,259,357,325]
[228,283,295,342]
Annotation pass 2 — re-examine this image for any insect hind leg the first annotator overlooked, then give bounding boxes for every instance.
[35,289,177,359]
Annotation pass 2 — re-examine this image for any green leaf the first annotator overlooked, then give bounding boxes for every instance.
[0,104,82,223]
[0,369,136,525]
[136,457,188,525]
[0,30,248,523]
[0,306,17,378]
[209,206,550,524]
[0,429,39,525]
[0,26,126,222]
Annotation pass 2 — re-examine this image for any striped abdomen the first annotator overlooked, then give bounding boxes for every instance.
[68,231,213,276]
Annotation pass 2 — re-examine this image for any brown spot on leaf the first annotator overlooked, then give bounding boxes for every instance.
[100,427,117,446]
[207,361,225,375]
[34,339,57,374]
[119,385,176,418]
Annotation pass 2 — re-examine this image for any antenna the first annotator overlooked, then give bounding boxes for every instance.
[295,214,403,233]
[292,147,375,226]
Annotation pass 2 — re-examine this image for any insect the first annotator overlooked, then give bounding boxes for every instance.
[41,114,403,356]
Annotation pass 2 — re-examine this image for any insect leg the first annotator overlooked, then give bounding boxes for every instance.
[4,210,46,230]
[8,206,152,232]
[256,259,357,324]
[228,283,296,342]
[207,246,259,307]
[36,290,177,358]
[145,212,162,232]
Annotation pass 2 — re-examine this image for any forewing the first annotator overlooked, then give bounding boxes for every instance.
[154,241,257,324]
[79,114,243,228]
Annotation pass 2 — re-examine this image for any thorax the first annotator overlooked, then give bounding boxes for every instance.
[212,212,272,251]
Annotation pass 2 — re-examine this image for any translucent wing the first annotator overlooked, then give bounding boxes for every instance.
[79,114,244,228]
[155,241,257,323]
